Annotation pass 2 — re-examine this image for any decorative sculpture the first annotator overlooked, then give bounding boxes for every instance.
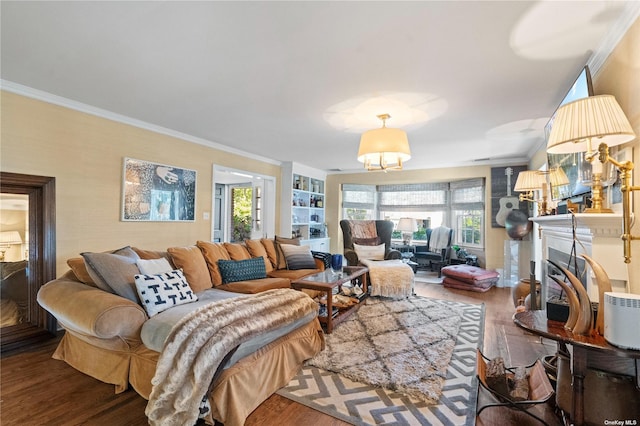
[547,273,580,331]
[547,259,593,335]
[581,254,612,335]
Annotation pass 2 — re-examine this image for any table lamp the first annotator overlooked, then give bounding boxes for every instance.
[547,94,637,263]
[547,95,635,213]
[396,218,417,245]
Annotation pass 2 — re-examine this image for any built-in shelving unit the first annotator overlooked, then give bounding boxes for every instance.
[281,162,329,252]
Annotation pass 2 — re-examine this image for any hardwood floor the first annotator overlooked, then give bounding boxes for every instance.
[1,276,561,425]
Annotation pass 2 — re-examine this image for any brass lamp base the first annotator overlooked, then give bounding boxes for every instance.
[584,173,614,214]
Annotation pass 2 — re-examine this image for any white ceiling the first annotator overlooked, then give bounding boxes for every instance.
[2,1,638,173]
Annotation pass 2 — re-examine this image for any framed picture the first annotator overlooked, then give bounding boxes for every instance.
[122,158,196,222]
[490,165,529,228]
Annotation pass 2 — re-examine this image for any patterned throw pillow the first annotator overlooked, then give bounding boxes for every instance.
[134,269,198,317]
[354,243,386,260]
[218,257,267,284]
[280,244,317,270]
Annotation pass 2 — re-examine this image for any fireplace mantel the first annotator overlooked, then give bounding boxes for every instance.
[530,213,623,238]
[530,213,628,300]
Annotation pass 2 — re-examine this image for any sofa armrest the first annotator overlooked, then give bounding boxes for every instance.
[385,249,402,260]
[344,249,359,266]
[37,279,147,340]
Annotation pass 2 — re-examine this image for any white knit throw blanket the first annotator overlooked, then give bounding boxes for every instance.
[360,259,414,299]
[146,288,318,426]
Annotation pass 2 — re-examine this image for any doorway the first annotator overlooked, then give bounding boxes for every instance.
[212,166,275,242]
[0,172,57,352]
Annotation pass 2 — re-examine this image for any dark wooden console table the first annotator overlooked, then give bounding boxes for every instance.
[514,311,640,426]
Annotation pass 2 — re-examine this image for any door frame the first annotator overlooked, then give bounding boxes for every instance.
[0,172,57,352]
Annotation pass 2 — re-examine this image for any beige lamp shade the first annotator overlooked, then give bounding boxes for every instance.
[547,95,636,154]
[0,231,23,245]
[396,217,417,232]
[358,114,411,170]
[514,171,546,192]
[548,167,570,187]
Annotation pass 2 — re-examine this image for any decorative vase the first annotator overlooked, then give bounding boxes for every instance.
[331,254,343,274]
[511,278,540,308]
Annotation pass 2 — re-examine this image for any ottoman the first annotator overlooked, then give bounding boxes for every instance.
[441,264,498,293]
[359,259,414,299]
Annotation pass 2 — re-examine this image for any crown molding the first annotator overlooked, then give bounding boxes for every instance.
[0,80,282,167]
[587,2,640,78]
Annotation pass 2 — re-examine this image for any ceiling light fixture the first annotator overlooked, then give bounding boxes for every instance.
[357,114,411,172]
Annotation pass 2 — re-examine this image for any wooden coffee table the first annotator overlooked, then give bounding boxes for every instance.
[291,266,368,333]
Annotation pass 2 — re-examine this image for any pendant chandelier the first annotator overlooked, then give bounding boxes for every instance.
[357,114,411,171]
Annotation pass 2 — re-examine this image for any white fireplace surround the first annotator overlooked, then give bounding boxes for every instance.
[531,213,629,302]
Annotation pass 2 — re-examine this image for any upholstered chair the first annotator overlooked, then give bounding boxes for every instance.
[340,220,402,266]
[414,226,454,275]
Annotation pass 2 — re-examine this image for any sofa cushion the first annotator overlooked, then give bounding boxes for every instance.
[441,264,499,284]
[268,268,320,281]
[66,257,97,287]
[131,247,174,265]
[196,241,230,286]
[353,243,385,260]
[136,258,173,275]
[81,246,141,302]
[280,244,316,270]
[223,242,251,260]
[219,277,290,294]
[260,238,279,269]
[274,236,300,269]
[443,276,494,292]
[167,246,212,292]
[134,269,198,317]
[244,239,274,273]
[218,257,267,284]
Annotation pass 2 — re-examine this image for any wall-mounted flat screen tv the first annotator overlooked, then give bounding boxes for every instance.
[546,66,594,200]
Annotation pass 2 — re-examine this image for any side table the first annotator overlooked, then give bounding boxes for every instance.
[513,310,640,426]
[291,266,368,334]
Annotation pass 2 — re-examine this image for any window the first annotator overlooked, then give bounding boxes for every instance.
[341,178,485,248]
[342,184,376,220]
[450,178,484,248]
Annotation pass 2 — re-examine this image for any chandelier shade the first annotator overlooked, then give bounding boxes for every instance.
[358,114,411,171]
[547,95,636,154]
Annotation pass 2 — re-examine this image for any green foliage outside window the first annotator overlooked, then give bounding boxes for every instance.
[232,187,253,242]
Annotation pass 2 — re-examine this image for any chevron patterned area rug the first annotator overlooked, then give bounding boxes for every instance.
[276,296,485,425]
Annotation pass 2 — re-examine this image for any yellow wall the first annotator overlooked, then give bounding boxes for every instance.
[326,165,510,270]
[592,17,640,292]
[1,91,281,276]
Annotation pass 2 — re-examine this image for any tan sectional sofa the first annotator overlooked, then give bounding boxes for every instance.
[37,238,328,426]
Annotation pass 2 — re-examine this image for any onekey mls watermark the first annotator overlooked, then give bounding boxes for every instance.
[604,421,638,426]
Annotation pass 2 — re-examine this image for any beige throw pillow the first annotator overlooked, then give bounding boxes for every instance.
[354,243,386,261]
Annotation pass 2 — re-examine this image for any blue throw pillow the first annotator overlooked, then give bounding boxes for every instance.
[218,257,267,284]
